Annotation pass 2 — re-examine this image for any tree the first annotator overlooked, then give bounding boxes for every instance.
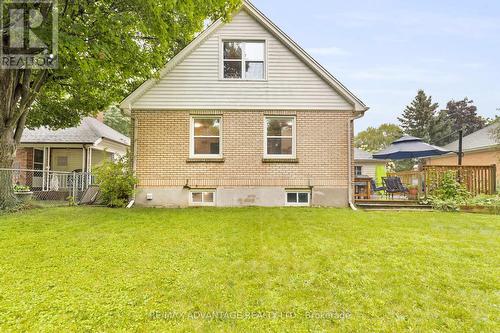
[490,116,500,143]
[429,109,453,146]
[104,106,130,136]
[398,90,439,143]
[443,98,487,139]
[0,0,241,207]
[355,123,403,152]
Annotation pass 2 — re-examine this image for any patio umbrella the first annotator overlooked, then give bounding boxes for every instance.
[372,136,452,160]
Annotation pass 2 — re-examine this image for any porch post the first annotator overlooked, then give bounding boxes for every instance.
[81,147,86,190]
[87,147,93,185]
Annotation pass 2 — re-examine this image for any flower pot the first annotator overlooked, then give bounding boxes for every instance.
[14,191,33,203]
[408,188,418,200]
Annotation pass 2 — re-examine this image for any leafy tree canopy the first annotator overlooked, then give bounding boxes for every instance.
[355,123,403,152]
[442,98,487,140]
[104,106,130,136]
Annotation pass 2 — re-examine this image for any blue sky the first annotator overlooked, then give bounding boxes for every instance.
[252,0,500,133]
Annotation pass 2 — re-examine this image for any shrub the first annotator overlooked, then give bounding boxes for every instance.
[465,194,500,214]
[428,171,471,212]
[94,156,137,208]
[13,185,30,192]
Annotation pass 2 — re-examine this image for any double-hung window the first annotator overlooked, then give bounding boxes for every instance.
[190,117,222,158]
[223,41,265,80]
[265,116,295,158]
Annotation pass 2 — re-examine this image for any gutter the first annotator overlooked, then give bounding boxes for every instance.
[348,111,367,210]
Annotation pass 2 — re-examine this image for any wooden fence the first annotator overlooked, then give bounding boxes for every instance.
[388,165,497,196]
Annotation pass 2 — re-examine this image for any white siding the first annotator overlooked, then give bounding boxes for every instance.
[132,9,353,111]
[355,163,376,179]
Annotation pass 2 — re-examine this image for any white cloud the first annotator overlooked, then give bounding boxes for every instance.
[306,46,350,56]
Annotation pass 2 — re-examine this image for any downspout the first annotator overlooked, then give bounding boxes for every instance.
[348,111,366,210]
[131,113,139,204]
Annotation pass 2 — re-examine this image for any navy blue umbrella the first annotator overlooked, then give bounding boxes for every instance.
[372,136,452,160]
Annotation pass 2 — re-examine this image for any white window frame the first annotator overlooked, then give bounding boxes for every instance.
[189,190,216,206]
[189,116,223,159]
[286,191,310,206]
[264,116,296,159]
[220,39,267,81]
[355,166,363,176]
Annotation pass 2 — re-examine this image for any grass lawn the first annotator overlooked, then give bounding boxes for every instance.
[0,207,498,332]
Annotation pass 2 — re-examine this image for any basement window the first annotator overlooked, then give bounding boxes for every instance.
[190,190,216,206]
[286,191,310,206]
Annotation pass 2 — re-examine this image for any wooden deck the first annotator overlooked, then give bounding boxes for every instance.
[355,199,433,211]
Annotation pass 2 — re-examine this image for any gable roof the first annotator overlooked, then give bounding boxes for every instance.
[442,122,500,153]
[120,0,367,113]
[21,117,130,146]
[354,148,388,162]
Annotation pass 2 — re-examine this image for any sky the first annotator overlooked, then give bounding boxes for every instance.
[252,0,500,133]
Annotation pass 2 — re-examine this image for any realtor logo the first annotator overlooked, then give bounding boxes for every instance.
[1,0,58,68]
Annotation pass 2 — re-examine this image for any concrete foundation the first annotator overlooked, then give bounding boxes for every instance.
[135,187,349,208]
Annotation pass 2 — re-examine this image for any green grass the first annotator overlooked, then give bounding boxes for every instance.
[0,207,498,332]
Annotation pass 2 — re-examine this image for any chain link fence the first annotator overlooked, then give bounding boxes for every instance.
[0,168,96,207]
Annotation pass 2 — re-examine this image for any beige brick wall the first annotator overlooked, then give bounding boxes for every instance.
[427,149,500,188]
[133,110,353,189]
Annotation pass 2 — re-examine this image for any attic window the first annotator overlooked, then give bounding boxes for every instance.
[223,41,265,80]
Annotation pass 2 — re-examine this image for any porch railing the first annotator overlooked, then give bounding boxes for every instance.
[388,164,497,196]
[1,168,96,206]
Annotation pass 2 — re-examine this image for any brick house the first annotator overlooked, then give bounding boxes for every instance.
[426,122,500,188]
[121,0,368,207]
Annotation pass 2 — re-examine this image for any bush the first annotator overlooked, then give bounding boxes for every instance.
[428,171,471,212]
[465,194,500,214]
[94,156,137,208]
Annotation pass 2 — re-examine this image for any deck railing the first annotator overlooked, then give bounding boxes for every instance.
[389,165,497,196]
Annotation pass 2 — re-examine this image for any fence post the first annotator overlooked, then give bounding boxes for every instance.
[72,171,77,201]
[491,164,497,194]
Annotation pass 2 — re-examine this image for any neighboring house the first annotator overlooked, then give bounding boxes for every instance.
[354,148,387,179]
[426,122,499,187]
[120,1,368,207]
[14,117,130,189]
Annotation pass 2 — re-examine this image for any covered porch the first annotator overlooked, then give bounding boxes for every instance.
[15,144,115,192]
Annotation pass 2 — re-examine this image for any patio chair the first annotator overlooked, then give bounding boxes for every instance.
[395,177,409,195]
[383,177,405,199]
[370,179,385,194]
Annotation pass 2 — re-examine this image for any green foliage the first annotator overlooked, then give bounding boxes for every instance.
[13,185,30,192]
[355,123,403,152]
[444,98,487,140]
[94,156,137,208]
[427,171,471,211]
[0,207,498,331]
[23,0,242,129]
[104,106,130,136]
[465,194,500,214]
[398,90,440,143]
[488,119,500,144]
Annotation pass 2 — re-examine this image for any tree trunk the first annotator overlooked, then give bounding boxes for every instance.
[0,126,17,208]
[0,68,47,210]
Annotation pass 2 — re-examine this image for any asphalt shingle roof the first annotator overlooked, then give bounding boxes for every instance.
[21,117,130,146]
[443,122,499,152]
[354,148,375,161]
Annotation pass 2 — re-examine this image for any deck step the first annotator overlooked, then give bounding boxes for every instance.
[356,203,433,211]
